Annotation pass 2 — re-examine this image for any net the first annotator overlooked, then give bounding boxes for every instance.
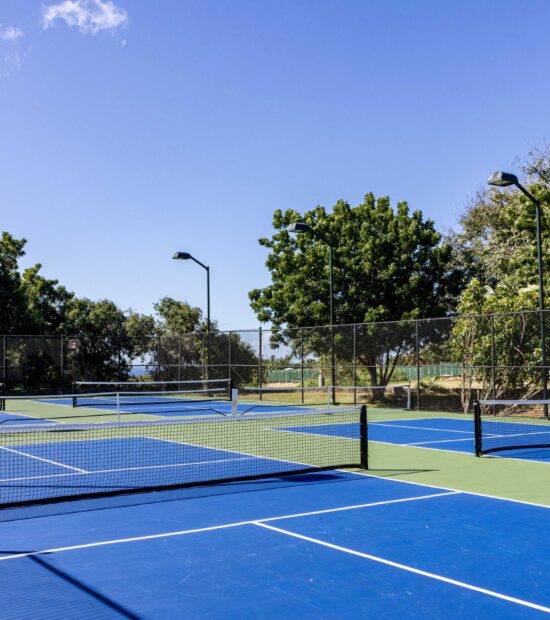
[0,388,232,423]
[474,399,550,456]
[237,384,411,413]
[74,378,231,393]
[0,405,367,508]
[73,388,231,415]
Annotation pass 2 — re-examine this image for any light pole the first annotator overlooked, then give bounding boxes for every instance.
[287,222,336,404]
[172,252,211,373]
[488,171,547,408]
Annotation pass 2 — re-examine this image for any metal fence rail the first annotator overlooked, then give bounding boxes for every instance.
[2,308,550,413]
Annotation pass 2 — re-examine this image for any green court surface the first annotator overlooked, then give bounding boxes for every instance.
[364,407,550,507]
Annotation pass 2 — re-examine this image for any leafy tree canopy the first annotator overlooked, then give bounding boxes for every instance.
[249,194,464,328]
[0,232,72,334]
[449,145,550,292]
[154,297,209,334]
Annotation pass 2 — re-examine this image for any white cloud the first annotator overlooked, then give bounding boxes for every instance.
[0,26,24,42]
[0,25,26,77]
[42,0,128,35]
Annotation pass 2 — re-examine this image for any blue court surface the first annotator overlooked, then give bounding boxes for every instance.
[0,436,298,505]
[0,412,57,427]
[281,417,550,462]
[2,471,550,618]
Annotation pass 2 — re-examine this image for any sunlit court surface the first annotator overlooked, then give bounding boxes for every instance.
[3,392,550,618]
[2,470,550,618]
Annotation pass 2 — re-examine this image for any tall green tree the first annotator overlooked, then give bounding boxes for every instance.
[447,146,550,409]
[249,195,465,386]
[63,298,133,381]
[0,232,28,333]
[449,145,550,293]
[154,297,205,334]
[449,279,542,411]
[0,233,72,334]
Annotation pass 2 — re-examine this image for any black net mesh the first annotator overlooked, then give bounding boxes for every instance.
[0,406,366,507]
[474,398,550,455]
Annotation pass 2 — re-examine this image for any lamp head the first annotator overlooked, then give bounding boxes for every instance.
[488,171,519,187]
[173,251,192,260]
[287,222,312,234]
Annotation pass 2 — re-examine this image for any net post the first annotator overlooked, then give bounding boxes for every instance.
[474,399,482,457]
[231,386,238,416]
[116,392,121,423]
[359,405,368,469]
[72,395,77,408]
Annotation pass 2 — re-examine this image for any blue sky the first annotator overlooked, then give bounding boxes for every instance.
[0,0,549,330]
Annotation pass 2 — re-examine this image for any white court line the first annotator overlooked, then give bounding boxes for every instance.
[0,435,315,483]
[371,421,474,435]
[0,490,455,562]
[371,438,474,456]
[146,436,316,469]
[342,468,550,510]
[371,417,471,424]
[371,431,550,457]
[0,445,87,473]
[405,437,475,446]
[485,430,550,440]
[0,456,259,483]
[254,522,550,615]
[272,427,358,441]
[0,408,57,422]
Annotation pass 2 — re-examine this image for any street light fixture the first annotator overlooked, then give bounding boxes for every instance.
[173,251,192,260]
[488,171,547,407]
[287,222,336,403]
[173,252,211,374]
[287,222,313,234]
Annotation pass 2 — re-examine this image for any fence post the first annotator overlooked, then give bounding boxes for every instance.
[60,335,65,394]
[258,327,263,398]
[490,314,496,413]
[228,331,232,384]
[178,335,182,382]
[158,335,162,381]
[300,328,305,403]
[2,335,6,389]
[415,320,421,411]
[353,324,357,405]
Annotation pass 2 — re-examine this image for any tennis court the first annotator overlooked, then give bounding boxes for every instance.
[2,471,550,618]
[0,382,412,428]
[3,399,550,617]
[284,415,550,462]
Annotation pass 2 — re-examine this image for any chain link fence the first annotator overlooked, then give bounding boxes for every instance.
[2,308,549,412]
